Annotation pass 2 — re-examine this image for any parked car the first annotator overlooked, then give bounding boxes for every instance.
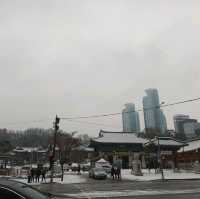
[81,162,91,172]
[0,179,67,199]
[64,164,70,171]
[71,163,78,172]
[89,167,107,180]
[95,159,112,174]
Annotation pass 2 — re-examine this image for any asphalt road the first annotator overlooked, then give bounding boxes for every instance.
[34,174,200,199]
[95,193,200,199]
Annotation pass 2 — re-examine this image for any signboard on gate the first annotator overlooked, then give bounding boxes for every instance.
[161,151,172,155]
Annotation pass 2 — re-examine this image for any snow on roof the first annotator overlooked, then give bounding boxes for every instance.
[179,139,200,152]
[151,138,185,146]
[96,158,108,163]
[73,145,94,152]
[93,130,147,144]
[14,147,47,153]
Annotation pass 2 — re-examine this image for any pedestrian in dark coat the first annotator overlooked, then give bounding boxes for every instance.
[77,164,81,175]
[30,168,35,182]
[27,169,31,183]
[36,168,41,183]
[41,168,46,182]
[111,166,115,179]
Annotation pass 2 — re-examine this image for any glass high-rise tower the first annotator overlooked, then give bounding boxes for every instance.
[122,103,140,133]
[143,88,167,134]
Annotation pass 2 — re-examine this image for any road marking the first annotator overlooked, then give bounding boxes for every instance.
[63,188,200,198]
[73,184,92,199]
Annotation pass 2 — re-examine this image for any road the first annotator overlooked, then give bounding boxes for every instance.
[35,174,200,199]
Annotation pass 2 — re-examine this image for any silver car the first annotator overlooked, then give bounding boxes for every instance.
[89,167,107,180]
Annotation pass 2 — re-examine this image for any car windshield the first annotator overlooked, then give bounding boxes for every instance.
[94,168,105,172]
[102,165,110,168]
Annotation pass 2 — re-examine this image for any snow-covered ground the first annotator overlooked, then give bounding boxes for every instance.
[122,169,200,181]
[8,169,200,185]
[12,171,86,185]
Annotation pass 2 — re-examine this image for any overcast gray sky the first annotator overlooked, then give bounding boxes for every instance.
[0,0,200,136]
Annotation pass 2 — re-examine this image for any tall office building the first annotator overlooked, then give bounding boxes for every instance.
[143,88,167,134]
[173,115,190,134]
[184,122,200,138]
[160,110,167,134]
[122,103,140,133]
[173,114,198,137]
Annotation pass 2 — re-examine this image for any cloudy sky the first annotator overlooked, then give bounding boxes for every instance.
[0,0,200,136]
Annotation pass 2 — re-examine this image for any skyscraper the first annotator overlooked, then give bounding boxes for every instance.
[173,114,190,134]
[160,110,167,134]
[143,88,167,134]
[173,114,197,138]
[122,103,140,133]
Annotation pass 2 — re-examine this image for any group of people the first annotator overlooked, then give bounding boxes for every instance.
[27,168,47,183]
[111,166,121,179]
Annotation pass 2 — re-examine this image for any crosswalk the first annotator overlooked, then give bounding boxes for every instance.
[63,188,200,198]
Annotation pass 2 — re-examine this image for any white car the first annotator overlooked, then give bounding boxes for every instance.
[101,165,112,174]
[89,167,107,180]
[71,163,79,172]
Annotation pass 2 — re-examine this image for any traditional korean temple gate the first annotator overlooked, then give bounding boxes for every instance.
[89,130,146,169]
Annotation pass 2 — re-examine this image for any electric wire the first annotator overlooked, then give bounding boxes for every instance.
[60,97,200,120]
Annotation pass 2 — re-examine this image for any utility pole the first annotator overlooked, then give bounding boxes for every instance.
[157,136,165,181]
[50,115,60,183]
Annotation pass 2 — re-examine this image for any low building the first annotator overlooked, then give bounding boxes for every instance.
[89,130,147,169]
[12,147,49,165]
[178,138,200,169]
[71,145,94,163]
[144,137,187,169]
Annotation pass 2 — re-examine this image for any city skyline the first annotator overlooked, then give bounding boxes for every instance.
[0,1,200,136]
[1,87,198,136]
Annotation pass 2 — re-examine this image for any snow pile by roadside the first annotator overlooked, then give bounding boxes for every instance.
[122,169,200,181]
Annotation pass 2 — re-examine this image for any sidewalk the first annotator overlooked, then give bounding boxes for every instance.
[10,169,200,185]
[122,169,200,181]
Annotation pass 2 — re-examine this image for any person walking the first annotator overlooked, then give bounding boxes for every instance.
[30,168,35,182]
[36,168,41,183]
[27,169,31,183]
[41,168,46,182]
[77,164,81,175]
[111,166,115,179]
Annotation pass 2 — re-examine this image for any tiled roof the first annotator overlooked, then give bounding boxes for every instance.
[179,139,200,152]
[13,147,48,153]
[92,130,147,144]
[73,145,94,152]
[147,137,186,147]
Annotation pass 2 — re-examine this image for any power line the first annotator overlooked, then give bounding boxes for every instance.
[61,97,200,120]
[65,119,121,129]
[1,97,200,127]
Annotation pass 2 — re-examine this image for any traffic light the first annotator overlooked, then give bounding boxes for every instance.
[55,115,60,131]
